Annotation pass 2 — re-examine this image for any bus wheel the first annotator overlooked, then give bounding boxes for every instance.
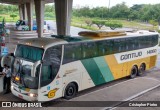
[130,66,138,79]
[64,83,77,100]
[138,63,146,76]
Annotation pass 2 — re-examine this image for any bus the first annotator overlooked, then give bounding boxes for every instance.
[1,30,159,102]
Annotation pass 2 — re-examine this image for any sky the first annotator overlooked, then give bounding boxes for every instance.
[73,0,160,8]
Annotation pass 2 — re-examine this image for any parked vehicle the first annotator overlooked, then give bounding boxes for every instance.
[15,20,29,31]
[15,20,49,32]
[1,30,159,102]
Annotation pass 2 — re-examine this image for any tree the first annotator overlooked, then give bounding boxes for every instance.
[109,2,130,19]
[105,21,123,30]
[10,14,17,20]
[128,11,138,21]
[92,20,106,29]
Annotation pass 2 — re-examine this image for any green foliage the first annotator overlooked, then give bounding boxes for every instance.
[45,12,55,18]
[45,5,55,12]
[73,3,160,23]
[157,30,160,33]
[10,14,17,20]
[73,6,109,18]
[149,20,158,26]
[105,21,123,30]
[110,2,130,18]
[92,20,106,29]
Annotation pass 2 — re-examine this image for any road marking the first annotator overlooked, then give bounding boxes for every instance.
[102,83,160,110]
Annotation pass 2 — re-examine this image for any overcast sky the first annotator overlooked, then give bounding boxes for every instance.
[73,0,160,8]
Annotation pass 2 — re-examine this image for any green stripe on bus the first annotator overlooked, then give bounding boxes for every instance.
[81,58,106,85]
[94,57,114,82]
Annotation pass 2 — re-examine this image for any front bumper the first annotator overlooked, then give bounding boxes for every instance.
[11,84,38,102]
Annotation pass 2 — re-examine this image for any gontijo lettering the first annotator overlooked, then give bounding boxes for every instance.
[121,52,142,61]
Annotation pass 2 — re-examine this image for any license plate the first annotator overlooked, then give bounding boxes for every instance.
[18,94,23,99]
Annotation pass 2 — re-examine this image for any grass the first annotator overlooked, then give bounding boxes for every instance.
[71,22,97,30]
[71,17,159,31]
[0,14,19,22]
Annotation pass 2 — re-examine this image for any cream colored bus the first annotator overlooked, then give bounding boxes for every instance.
[1,30,159,102]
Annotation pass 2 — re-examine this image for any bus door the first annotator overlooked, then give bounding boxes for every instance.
[38,45,62,101]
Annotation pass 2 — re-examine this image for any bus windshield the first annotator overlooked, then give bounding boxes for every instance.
[13,58,40,89]
[15,44,44,62]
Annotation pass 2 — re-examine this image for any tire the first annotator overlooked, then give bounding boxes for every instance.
[64,83,77,100]
[138,63,146,76]
[130,66,138,79]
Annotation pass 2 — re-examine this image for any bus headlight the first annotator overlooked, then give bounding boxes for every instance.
[15,76,20,81]
[28,93,37,97]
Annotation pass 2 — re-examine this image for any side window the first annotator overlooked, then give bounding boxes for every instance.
[113,39,126,53]
[41,45,62,87]
[63,43,82,64]
[142,36,149,48]
[151,35,158,46]
[82,42,98,59]
[126,38,133,51]
[98,40,113,56]
[138,36,146,49]
[133,37,140,49]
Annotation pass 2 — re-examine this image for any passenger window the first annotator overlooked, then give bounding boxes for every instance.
[63,43,82,64]
[113,39,126,53]
[98,40,113,56]
[82,42,98,59]
[126,38,133,51]
[151,35,158,46]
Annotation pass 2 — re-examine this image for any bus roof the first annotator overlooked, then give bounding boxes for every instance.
[19,37,68,49]
[19,30,159,49]
[51,30,159,42]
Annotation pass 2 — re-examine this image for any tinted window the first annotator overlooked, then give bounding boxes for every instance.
[62,34,158,64]
[41,45,62,87]
[126,38,134,51]
[113,39,126,53]
[15,44,44,62]
[151,35,158,46]
[98,40,113,56]
[63,43,82,64]
[82,42,98,59]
